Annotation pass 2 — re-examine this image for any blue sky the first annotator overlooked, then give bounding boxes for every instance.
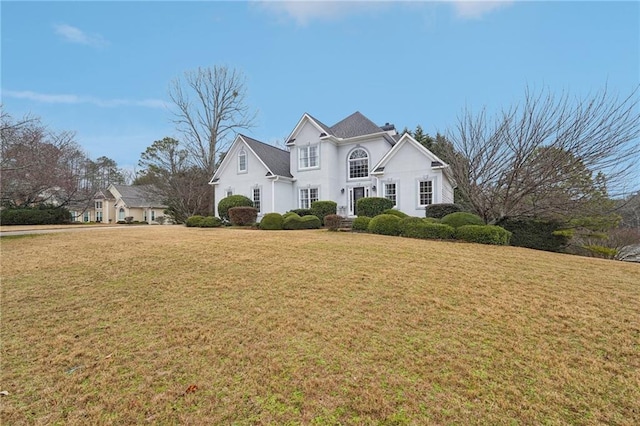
[2,1,639,174]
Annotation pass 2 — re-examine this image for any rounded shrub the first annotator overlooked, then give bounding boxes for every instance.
[323,214,342,231]
[259,213,284,230]
[423,217,440,223]
[228,206,258,226]
[200,216,223,228]
[289,208,313,217]
[352,216,371,232]
[368,214,402,236]
[441,212,484,228]
[401,218,455,240]
[283,214,321,230]
[218,195,253,222]
[311,201,337,225]
[282,211,299,220]
[356,197,394,218]
[455,225,512,245]
[185,215,206,227]
[382,209,408,218]
[425,203,464,219]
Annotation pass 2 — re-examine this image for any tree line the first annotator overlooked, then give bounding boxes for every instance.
[1,108,129,212]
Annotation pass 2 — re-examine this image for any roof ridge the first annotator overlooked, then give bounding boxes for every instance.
[239,134,290,154]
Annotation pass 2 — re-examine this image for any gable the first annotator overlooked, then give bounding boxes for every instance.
[286,113,332,146]
[372,133,448,173]
[211,135,290,183]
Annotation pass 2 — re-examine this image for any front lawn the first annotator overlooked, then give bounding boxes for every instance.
[1,227,638,424]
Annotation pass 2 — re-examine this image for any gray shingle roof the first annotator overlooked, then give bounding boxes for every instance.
[306,113,333,135]
[329,111,385,139]
[241,135,293,178]
[111,184,167,208]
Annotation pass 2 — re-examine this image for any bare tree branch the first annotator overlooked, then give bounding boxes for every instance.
[446,85,640,223]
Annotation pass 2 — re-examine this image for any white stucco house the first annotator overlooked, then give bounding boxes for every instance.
[209,111,455,218]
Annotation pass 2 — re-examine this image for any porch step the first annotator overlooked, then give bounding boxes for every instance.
[338,218,353,231]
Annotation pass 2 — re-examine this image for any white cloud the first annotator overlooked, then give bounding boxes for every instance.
[447,0,514,20]
[3,90,167,109]
[254,0,513,24]
[53,23,109,47]
[253,1,385,26]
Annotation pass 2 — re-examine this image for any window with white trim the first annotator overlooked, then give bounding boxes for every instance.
[95,201,102,209]
[349,148,368,179]
[299,187,319,209]
[238,148,247,173]
[419,180,433,206]
[299,145,319,169]
[96,211,102,222]
[384,183,397,207]
[151,210,156,221]
[226,188,233,197]
[253,188,261,213]
[84,211,90,222]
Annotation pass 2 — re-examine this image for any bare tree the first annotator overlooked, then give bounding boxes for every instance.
[1,110,97,208]
[446,86,640,223]
[136,137,211,223]
[169,66,256,211]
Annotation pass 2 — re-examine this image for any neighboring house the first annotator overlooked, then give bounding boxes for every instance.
[210,111,455,218]
[69,184,169,224]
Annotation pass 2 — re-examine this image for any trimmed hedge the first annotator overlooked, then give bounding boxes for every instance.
[455,225,512,245]
[311,201,337,225]
[356,197,394,218]
[497,217,569,252]
[283,214,321,230]
[382,209,409,218]
[289,208,313,217]
[259,213,284,230]
[352,216,371,232]
[368,214,402,236]
[324,214,342,231]
[200,216,223,228]
[0,206,72,225]
[228,206,258,226]
[282,211,298,220]
[401,218,455,240]
[218,195,253,222]
[186,215,222,228]
[185,215,205,227]
[425,203,464,219]
[441,212,484,228]
[423,217,441,223]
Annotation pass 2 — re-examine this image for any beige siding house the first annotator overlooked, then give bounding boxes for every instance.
[70,184,169,224]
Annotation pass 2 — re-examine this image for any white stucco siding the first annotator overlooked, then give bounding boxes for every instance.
[442,174,455,204]
[377,141,446,216]
[213,140,273,217]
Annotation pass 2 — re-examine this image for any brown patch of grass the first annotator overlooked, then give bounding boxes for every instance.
[1,227,639,424]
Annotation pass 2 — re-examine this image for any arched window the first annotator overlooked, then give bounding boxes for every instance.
[238,148,247,172]
[349,148,369,179]
[118,208,125,221]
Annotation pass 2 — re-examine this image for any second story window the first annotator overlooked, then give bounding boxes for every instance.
[349,148,368,179]
[299,145,319,169]
[238,148,247,173]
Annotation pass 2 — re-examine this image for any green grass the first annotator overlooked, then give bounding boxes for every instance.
[1,226,638,425]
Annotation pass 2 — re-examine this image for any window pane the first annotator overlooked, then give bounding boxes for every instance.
[349,149,368,178]
[253,188,261,213]
[419,181,433,205]
[385,183,396,206]
[309,146,318,167]
[239,151,247,171]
